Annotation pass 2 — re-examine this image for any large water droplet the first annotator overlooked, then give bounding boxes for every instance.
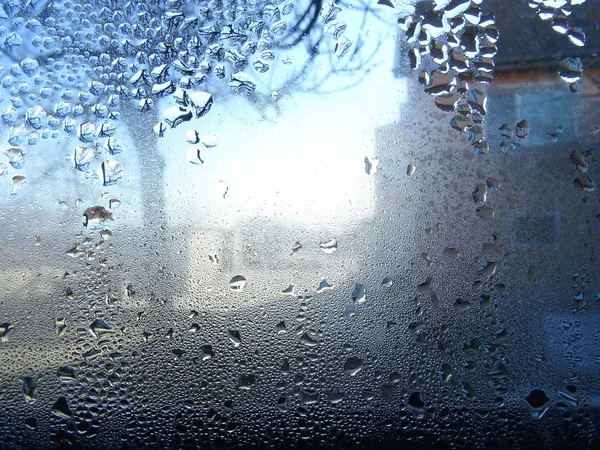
[83,206,113,230]
[229,275,247,291]
[319,239,338,253]
[343,357,364,376]
[89,318,113,339]
[524,389,550,419]
[51,397,73,419]
[21,376,38,403]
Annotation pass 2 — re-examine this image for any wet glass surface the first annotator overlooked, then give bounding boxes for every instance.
[0,0,599,448]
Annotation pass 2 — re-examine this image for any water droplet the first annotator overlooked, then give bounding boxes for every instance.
[10,175,27,194]
[559,385,580,407]
[408,392,425,418]
[228,72,256,92]
[281,284,295,296]
[524,389,550,419]
[351,283,366,303]
[558,57,583,83]
[4,147,24,169]
[185,130,199,145]
[466,89,487,114]
[57,366,76,382]
[443,247,459,259]
[461,381,476,399]
[343,357,364,375]
[499,123,513,139]
[567,26,585,46]
[528,264,539,281]
[407,164,416,176]
[201,135,218,148]
[89,318,113,339]
[467,125,485,145]
[276,321,287,333]
[476,205,495,220]
[276,396,289,411]
[424,71,456,95]
[55,318,66,336]
[364,156,379,175]
[328,390,345,404]
[450,115,475,132]
[238,374,256,389]
[189,91,213,117]
[472,183,488,206]
[316,279,333,293]
[439,363,453,382]
[51,397,73,419]
[572,150,590,172]
[319,239,338,253]
[101,160,123,186]
[479,294,493,310]
[574,174,596,192]
[21,376,38,403]
[186,147,204,165]
[83,206,113,230]
[417,277,440,308]
[227,329,242,347]
[477,261,497,278]
[229,275,247,291]
[201,345,214,360]
[300,332,318,347]
[434,92,460,111]
[154,122,167,137]
[454,298,470,312]
[515,119,529,139]
[163,106,192,128]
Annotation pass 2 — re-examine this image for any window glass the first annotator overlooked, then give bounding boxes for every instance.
[0,0,599,448]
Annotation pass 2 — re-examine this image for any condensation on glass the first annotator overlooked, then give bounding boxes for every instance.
[0,0,598,448]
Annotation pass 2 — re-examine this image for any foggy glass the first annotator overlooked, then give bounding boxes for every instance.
[0,0,599,448]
